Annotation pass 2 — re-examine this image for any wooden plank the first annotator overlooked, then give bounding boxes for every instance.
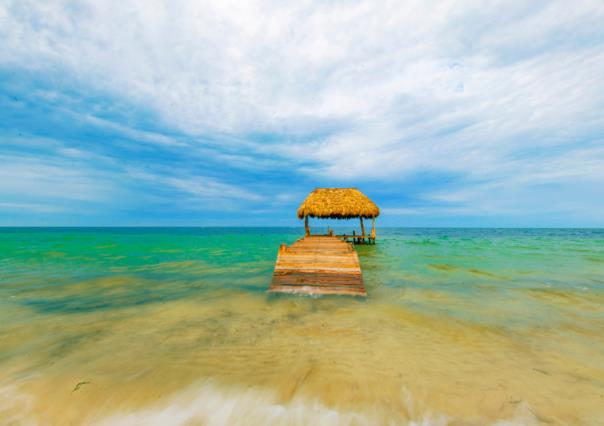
[269,235,366,297]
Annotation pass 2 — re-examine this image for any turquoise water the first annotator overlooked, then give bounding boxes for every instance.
[1,228,603,425]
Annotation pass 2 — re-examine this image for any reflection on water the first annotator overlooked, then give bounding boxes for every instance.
[1,228,603,425]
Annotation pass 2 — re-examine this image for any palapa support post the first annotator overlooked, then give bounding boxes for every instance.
[304,215,310,236]
[370,216,376,244]
[360,217,365,243]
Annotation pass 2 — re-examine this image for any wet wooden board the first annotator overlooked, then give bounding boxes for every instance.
[269,235,366,297]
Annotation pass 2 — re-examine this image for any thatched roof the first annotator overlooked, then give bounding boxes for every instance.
[297,188,380,219]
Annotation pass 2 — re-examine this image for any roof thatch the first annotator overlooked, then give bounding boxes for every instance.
[297,188,380,219]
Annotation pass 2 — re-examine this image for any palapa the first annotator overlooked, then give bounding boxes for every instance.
[297,188,380,219]
[297,188,379,242]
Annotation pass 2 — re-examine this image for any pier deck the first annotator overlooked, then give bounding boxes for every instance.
[269,235,366,297]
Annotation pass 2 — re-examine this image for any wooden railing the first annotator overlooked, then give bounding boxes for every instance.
[312,228,376,244]
[337,233,376,245]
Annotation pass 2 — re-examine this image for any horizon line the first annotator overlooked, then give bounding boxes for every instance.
[1,226,603,230]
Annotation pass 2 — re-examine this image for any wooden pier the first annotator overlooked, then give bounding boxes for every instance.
[269,235,366,297]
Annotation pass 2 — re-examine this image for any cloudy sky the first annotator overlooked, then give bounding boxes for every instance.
[1,0,603,226]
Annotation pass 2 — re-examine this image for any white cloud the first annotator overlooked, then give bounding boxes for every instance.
[82,115,187,147]
[0,145,265,216]
[0,154,115,202]
[123,168,265,209]
[2,1,601,132]
[0,202,65,213]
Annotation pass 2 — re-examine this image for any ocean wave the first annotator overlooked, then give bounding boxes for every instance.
[93,381,538,426]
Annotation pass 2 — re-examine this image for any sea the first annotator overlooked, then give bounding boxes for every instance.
[0,227,603,425]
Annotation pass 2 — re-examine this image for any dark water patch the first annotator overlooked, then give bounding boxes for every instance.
[526,288,604,310]
[95,244,118,249]
[427,264,458,272]
[23,294,160,314]
[467,268,507,280]
[19,275,207,314]
[405,240,439,246]
[45,329,107,360]
[514,270,537,275]
[44,251,66,257]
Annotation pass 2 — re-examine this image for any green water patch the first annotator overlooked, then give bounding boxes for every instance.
[2,228,604,325]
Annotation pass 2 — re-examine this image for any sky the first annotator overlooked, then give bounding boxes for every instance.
[1,0,603,227]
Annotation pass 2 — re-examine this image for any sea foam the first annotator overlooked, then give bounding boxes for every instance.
[0,379,543,425]
[94,381,538,426]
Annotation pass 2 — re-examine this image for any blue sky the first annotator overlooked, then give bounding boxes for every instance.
[1,0,603,227]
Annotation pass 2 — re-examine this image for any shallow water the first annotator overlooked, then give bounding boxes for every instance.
[1,227,603,425]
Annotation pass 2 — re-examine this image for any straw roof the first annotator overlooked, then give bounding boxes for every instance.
[297,188,380,219]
